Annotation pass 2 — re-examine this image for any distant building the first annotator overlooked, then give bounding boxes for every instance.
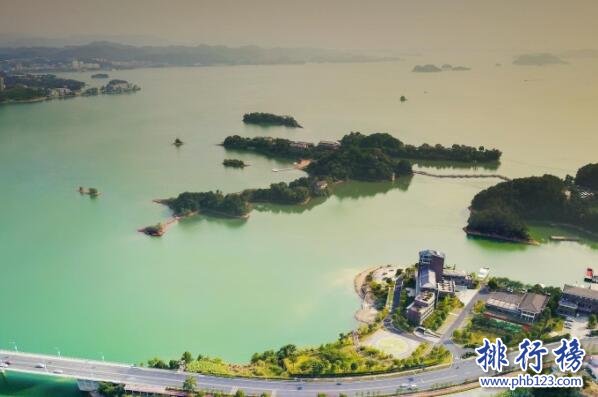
[486,291,549,322]
[314,180,328,191]
[558,284,598,316]
[290,141,314,150]
[407,291,436,325]
[317,140,341,150]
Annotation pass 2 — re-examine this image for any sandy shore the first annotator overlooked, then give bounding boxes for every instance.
[353,265,384,324]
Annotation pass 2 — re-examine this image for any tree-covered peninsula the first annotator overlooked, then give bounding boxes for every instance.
[163,177,331,218]
[242,112,302,128]
[223,132,501,164]
[465,166,598,243]
[162,191,251,218]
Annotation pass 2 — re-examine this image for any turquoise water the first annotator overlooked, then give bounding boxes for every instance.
[1,56,597,395]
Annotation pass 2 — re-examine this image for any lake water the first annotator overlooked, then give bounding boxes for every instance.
[1,55,597,395]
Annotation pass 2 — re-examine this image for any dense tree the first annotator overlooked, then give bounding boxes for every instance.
[575,163,598,190]
[466,172,598,240]
[243,112,302,128]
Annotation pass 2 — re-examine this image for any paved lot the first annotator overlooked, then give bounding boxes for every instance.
[362,329,418,359]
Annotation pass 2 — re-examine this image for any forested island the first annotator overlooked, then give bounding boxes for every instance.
[153,132,500,225]
[91,73,109,79]
[465,164,598,243]
[223,159,247,168]
[223,132,501,164]
[242,112,302,128]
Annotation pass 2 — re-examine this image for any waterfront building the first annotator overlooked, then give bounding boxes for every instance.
[317,140,341,150]
[416,249,445,295]
[406,291,436,325]
[558,284,598,316]
[486,291,548,322]
[289,141,314,150]
[443,268,473,289]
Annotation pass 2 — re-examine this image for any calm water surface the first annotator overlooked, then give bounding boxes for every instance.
[1,55,597,395]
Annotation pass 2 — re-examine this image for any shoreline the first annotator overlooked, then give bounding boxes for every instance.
[463,227,539,245]
[353,265,385,324]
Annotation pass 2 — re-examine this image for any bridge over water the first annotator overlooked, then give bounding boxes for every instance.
[2,338,596,396]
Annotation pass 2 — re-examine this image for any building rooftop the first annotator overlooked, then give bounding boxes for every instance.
[419,266,437,289]
[419,249,445,259]
[443,268,468,278]
[563,284,598,300]
[487,291,523,312]
[518,293,549,314]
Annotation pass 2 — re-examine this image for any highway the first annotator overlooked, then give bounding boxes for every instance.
[2,338,595,396]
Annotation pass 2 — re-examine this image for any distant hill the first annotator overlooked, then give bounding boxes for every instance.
[0,41,397,67]
[513,53,567,66]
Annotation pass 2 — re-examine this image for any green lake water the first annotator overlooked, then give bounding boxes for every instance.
[1,55,597,395]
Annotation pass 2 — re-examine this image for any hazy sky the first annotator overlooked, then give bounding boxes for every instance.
[1,0,597,51]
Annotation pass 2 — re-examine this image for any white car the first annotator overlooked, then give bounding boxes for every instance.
[0,362,7,368]
[410,384,418,390]
[35,363,46,369]
[53,369,63,374]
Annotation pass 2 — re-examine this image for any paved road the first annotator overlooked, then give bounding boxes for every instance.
[2,339,594,396]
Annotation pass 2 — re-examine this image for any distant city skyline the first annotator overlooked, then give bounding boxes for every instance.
[1,0,597,52]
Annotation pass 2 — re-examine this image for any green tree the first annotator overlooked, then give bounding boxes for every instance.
[182,376,197,392]
[181,351,194,364]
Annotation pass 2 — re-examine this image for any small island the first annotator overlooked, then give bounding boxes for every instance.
[91,73,109,79]
[242,112,302,128]
[412,64,441,73]
[412,64,471,73]
[100,79,141,94]
[223,159,247,168]
[399,95,407,102]
[173,138,184,147]
[78,186,100,197]
[138,223,166,237]
[465,164,598,243]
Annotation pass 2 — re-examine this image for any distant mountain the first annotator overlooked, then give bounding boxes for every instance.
[513,53,567,66]
[0,41,396,67]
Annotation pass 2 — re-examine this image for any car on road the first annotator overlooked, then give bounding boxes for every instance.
[297,386,303,390]
[409,384,418,390]
[400,383,408,389]
[336,382,342,386]
[35,363,46,369]
[4,360,11,365]
[0,363,7,368]
[53,369,63,374]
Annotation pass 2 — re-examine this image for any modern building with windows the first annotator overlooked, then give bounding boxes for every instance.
[558,284,598,316]
[406,291,436,325]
